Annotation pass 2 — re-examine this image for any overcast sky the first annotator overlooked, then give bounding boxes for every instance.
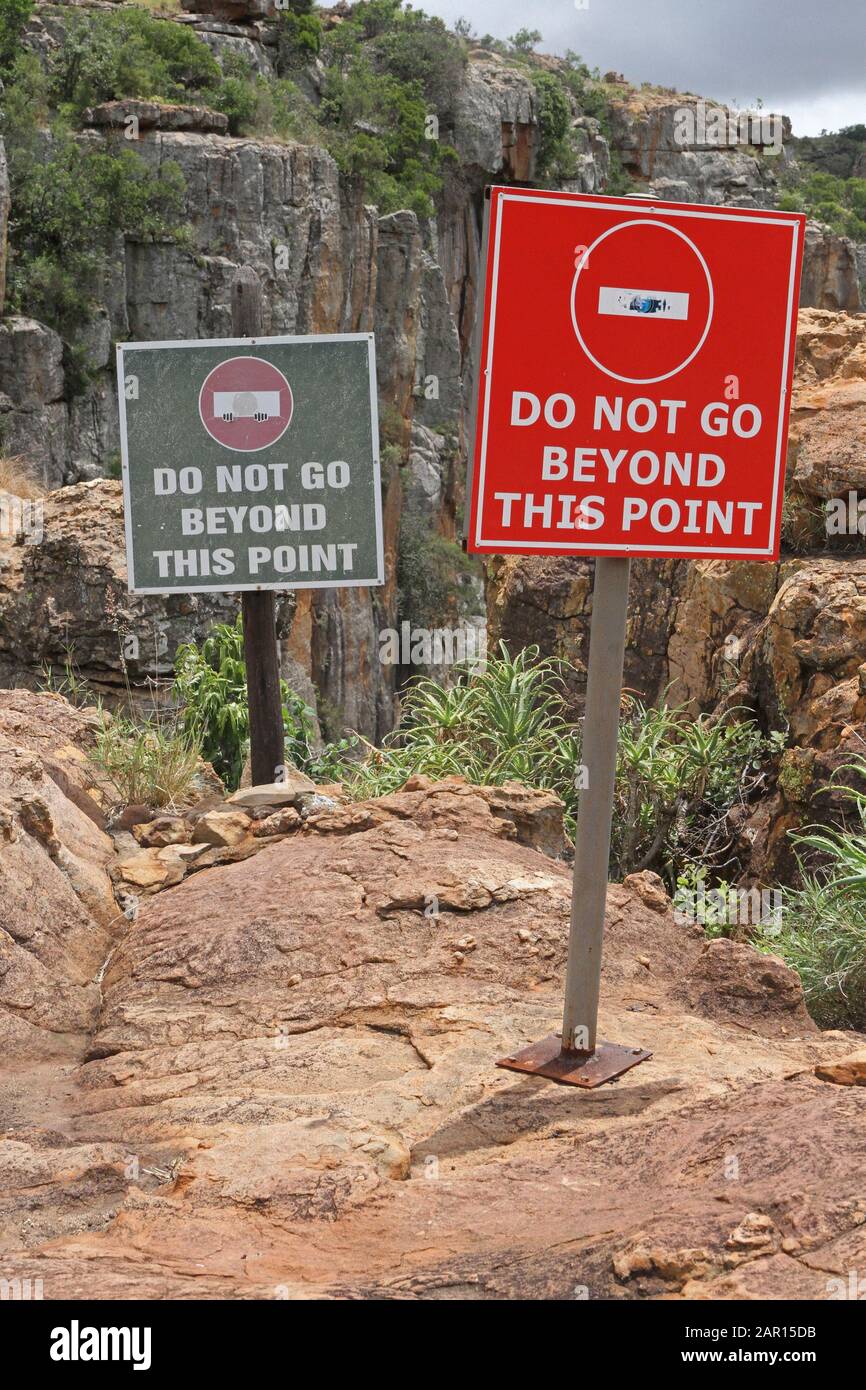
[424,0,866,136]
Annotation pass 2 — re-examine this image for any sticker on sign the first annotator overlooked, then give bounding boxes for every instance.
[117,334,384,594]
[467,189,806,560]
[598,288,690,319]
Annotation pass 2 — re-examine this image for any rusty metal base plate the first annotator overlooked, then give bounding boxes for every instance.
[496,1033,652,1088]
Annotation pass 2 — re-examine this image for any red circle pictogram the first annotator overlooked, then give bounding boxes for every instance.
[198,356,293,452]
[570,219,713,384]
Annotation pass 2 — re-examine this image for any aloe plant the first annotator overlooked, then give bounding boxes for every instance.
[173,615,316,790]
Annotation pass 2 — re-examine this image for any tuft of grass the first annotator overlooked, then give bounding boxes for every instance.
[0,455,45,499]
[39,640,203,809]
[93,710,202,809]
[38,644,99,710]
[757,755,866,1028]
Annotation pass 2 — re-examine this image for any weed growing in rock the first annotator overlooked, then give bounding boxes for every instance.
[611,698,776,882]
[94,711,203,809]
[758,757,866,1028]
[173,615,317,791]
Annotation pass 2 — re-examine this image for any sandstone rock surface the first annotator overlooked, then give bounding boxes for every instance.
[0,696,120,1063]
[1,764,863,1300]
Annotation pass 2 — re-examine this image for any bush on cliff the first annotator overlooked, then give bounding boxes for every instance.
[778,169,866,243]
[48,7,221,115]
[0,0,32,75]
[1,50,190,339]
[3,81,189,338]
[275,1,322,73]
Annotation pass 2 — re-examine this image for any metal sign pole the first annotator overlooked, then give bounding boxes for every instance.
[497,556,652,1088]
[231,267,285,785]
[562,556,632,1051]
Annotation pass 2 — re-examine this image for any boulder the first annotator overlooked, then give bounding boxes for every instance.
[788,308,866,505]
[0,709,119,1062]
[0,480,239,697]
[0,317,65,410]
[452,58,538,178]
[191,808,253,847]
[82,100,229,134]
[608,94,786,207]
[181,0,274,19]
[815,1052,866,1086]
[133,815,192,848]
[228,772,317,809]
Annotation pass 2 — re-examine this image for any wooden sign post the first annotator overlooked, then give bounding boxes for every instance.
[116,278,385,789]
[231,267,284,785]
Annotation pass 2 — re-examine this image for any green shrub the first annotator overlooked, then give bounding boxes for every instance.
[319,51,447,215]
[778,169,866,243]
[48,6,221,115]
[397,505,478,629]
[758,877,866,1029]
[0,0,32,75]
[318,5,461,216]
[369,7,466,113]
[2,61,188,338]
[315,649,772,880]
[275,2,322,74]
[757,757,866,1028]
[173,615,317,790]
[610,698,777,881]
[534,70,575,182]
[256,76,322,143]
[211,71,258,135]
[329,644,577,801]
[509,28,542,53]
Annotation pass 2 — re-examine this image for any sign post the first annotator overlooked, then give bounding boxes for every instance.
[468,187,805,1087]
[116,281,384,786]
[231,267,285,785]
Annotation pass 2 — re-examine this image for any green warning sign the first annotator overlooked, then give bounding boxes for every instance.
[116,334,384,594]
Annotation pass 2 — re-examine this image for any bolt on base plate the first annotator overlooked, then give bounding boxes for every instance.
[496,1033,652,1088]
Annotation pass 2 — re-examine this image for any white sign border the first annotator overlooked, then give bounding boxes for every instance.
[473,194,803,558]
[116,333,384,595]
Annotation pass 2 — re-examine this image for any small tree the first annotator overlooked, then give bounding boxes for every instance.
[509,28,542,54]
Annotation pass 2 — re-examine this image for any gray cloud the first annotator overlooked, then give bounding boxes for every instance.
[426,0,866,135]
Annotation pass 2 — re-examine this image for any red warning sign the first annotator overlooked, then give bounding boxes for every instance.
[468,189,806,560]
[199,355,293,452]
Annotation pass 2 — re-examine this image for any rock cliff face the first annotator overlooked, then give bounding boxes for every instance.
[0,5,861,741]
[608,90,789,207]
